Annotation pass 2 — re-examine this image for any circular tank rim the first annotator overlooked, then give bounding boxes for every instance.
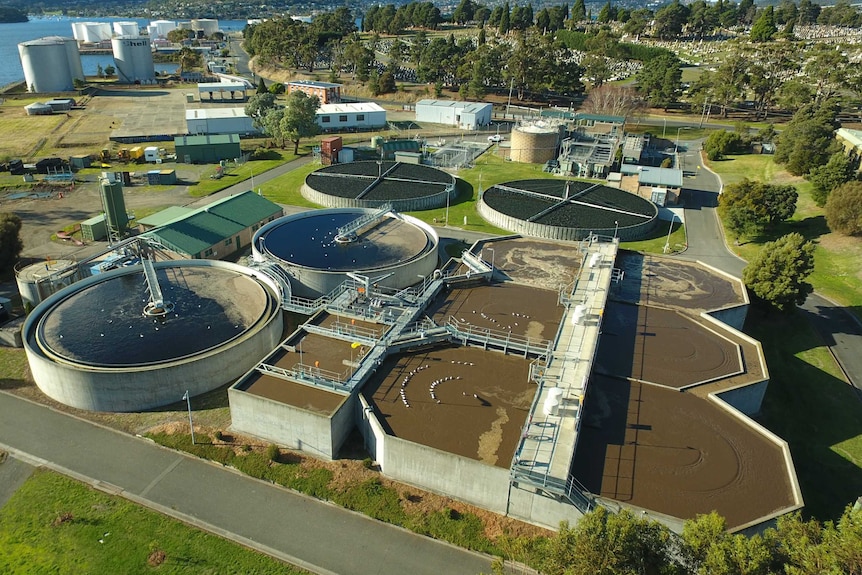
[303,161,456,203]
[23,260,283,372]
[252,208,440,276]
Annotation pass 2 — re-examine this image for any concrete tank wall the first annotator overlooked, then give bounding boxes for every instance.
[507,483,587,530]
[382,432,511,513]
[229,388,351,459]
[301,183,454,212]
[18,38,82,93]
[510,127,559,164]
[23,261,284,412]
[478,196,658,242]
[112,37,156,83]
[15,259,81,310]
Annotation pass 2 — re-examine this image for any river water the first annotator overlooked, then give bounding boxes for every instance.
[0,16,248,88]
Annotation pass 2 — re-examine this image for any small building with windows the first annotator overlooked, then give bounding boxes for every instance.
[316,102,387,131]
[186,108,256,135]
[143,191,283,259]
[287,80,342,104]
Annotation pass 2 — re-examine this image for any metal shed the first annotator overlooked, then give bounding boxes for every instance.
[175,134,242,164]
[80,214,107,242]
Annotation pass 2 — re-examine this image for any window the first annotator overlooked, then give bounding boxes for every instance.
[357,114,365,121]
[204,248,214,256]
[321,116,330,123]
[224,237,232,246]
[339,115,348,122]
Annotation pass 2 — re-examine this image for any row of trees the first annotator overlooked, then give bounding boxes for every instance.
[503,505,862,575]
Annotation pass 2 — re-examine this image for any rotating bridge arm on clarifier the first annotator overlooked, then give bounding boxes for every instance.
[142,257,173,316]
[334,203,394,244]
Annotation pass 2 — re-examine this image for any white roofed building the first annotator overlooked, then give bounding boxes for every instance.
[186,108,256,135]
[316,102,387,131]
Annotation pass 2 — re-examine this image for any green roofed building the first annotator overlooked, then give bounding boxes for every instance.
[175,134,242,164]
[144,191,283,259]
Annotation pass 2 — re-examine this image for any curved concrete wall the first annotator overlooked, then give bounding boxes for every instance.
[510,128,559,164]
[301,183,454,213]
[478,196,658,242]
[23,261,284,412]
[253,210,440,298]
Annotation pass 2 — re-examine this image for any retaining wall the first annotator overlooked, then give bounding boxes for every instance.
[302,183,454,212]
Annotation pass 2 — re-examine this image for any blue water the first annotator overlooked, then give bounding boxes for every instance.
[0,15,248,87]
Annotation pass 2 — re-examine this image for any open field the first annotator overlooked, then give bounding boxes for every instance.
[0,469,306,574]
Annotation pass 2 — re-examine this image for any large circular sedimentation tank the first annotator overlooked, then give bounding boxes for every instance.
[479,179,659,241]
[18,37,84,93]
[510,125,561,164]
[302,161,456,212]
[253,208,439,298]
[23,260,283,412]
[112,36,156,83]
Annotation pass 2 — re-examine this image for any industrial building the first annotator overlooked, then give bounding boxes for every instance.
[186,108,256,135]
[316,103,387,131]
[619,165,684,205]
[287,80,342,104]
[111,36,156,84]
[17,36,85,93]
[415,99,493,130]
[175,134,242,164]
[143,191,283,259]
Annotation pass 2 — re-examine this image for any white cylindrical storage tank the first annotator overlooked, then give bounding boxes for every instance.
[16,259,81,310]
[191,18,219,36]
[74,22,112,43]
[113,21,140,38]
[18,37,82,93]
[148,20,177,39]
[112,36,155,83]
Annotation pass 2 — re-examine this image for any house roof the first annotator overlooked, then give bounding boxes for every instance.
[137,206,195,227]
[185,108,249,120]
[317,102,385,114]
[174,134,241,147]
[627,166,684,188]
[149,211,245,256]
[205,191,283,228]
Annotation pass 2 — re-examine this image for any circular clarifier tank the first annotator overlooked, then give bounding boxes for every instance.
[253,208,439,298]
[23,260,284,412]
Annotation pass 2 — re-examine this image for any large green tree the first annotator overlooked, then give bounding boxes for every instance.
[750,6,777,42]
[245,92,278,130]
[0,213,23,276]
[774,99,841,176]
[636,53,682,110]
[282,91,321,155]
[807,152,856,207]
[743,232,815,312]
[825,181,862,236]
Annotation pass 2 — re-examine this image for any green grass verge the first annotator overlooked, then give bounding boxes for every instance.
[0,469,306,574]
[145,432,512,557]
[750,312,862,521]
[187,151,299,198]
[707,153,862,313]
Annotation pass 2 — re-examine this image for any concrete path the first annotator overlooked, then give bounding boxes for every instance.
[0,393,492,575]
[0,454,34,508]
[676,145,862,392]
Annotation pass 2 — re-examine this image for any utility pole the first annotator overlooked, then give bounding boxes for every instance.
[506,77,514,120]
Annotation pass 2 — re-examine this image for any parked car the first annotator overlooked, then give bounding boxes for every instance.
[488,134,504,142]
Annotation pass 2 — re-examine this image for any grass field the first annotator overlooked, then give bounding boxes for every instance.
[706,153,862,313]
[0,470,306,574]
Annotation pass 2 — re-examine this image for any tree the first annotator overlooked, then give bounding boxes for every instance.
[259,107,287,147]
[774,99,841,176]
[581,84,644,119]
[177,47,201,75]
[750,6,777,42]
[0,213,23,276]
[807,152,855,207]
[104,65,115,77]
[268,82,285,95]
[743,233,815,312]
[703,130,747,161]
[256,77,267,94]
[825,181,862,236]
[245,92,278,128]
[96,63,104,78]
[636,53,682,110]
[572,0,587,23]
[282,91,321,154]
[653,0,690,40]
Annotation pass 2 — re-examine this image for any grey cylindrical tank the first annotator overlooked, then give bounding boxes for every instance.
[18,36,83,93]
[100,179,129,236]
[111,36,155,83]
[15,259,81,310]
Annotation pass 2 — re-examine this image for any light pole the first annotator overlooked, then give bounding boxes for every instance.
[445,186,451,226]
[662,117,667,139]
[663,214,677,254]
[182,390,195,445]
[614,220,619,239]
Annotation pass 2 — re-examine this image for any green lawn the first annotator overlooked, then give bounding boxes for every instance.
[0,470,305,574]
[706,153,862,312]
[188,150,300,198]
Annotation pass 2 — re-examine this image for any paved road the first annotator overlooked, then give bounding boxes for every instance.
[0,393,492,575]
[676,146,862,392]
